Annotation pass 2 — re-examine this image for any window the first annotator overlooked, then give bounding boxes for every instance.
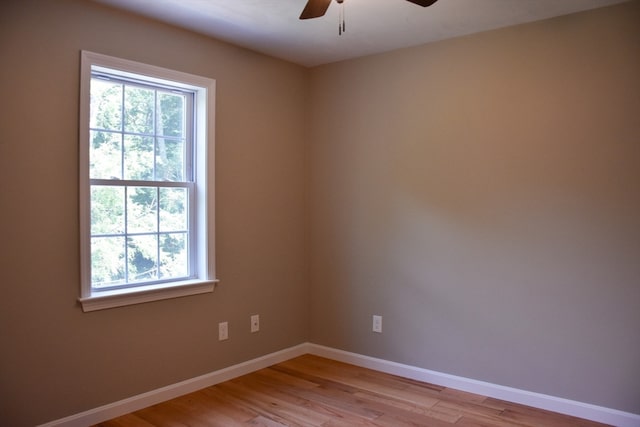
[79,51,217,312]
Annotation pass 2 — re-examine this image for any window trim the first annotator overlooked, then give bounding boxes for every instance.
[79,51,218,312]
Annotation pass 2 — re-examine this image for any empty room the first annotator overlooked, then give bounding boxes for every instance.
[0,0,639,426]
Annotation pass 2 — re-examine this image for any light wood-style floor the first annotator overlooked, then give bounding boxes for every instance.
[97,354,608,426]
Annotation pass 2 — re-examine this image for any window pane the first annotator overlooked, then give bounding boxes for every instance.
[158,92,184,138]
[91,186,125,235]
[90,79,122,131]
[90,131,122,179]
[91,236,125,288]
[124,135,154,180]
[124,86,154,134]
[127,235,158,282]
[159,188,187,232]
[160,233,188,278]
[127,186,158,233]
[156,138,185,181]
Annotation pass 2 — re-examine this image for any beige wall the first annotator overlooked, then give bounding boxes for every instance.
[1,0,639,425]
[0,1,308,425]
[308,0,640,415]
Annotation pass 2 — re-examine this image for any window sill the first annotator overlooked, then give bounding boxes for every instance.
[78,279,219,312]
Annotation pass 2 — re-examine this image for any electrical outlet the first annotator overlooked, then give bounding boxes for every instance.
[372,315,382,333]
[251,314,260,333]
[218,322,228,341]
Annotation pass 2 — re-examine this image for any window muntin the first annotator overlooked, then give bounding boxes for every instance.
[79,51,216,312]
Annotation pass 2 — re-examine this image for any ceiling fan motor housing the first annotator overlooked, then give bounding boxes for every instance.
[300,0,436,20]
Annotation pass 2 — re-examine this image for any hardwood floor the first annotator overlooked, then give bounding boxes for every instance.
[97,354,609,427]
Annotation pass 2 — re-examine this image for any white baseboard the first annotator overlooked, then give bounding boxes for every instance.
[306,343,640,427]
[38,344,309,427]
[40,342,640,427]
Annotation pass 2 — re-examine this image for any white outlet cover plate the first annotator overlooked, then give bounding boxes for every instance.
[218,322,228,340]
[251,315,260,333]
[373,315,382,333]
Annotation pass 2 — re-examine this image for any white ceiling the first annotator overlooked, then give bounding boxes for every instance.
[92,0,627,67]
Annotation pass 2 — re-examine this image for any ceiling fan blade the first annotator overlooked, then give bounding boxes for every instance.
[405,0,438,7]
[300,0,332,19]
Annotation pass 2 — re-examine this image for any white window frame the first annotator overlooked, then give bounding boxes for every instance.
[79,51,218,312]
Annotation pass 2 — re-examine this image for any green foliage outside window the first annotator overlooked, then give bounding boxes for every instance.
[89,77,191,288]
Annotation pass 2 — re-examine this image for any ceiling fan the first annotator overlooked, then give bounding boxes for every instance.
[299,0,439,20]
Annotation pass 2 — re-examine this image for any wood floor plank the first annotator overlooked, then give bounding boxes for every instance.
[244,415,288,426]
[240,377,388,427]
[201,387,295,426]
[294,384,385,420]
[175,388,256,425]
[97,413,157,427]
[96,354,611,427]
[454,414,530,427]
[232,379,350,424]
[211,388,306,426]
[279,359,441,410]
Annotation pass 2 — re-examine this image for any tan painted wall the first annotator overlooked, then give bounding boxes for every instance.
[308,1,640,414]
[1,0,639,425]
[0,1,308,425]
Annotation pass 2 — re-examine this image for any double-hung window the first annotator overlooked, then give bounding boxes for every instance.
[79,51,217,312]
